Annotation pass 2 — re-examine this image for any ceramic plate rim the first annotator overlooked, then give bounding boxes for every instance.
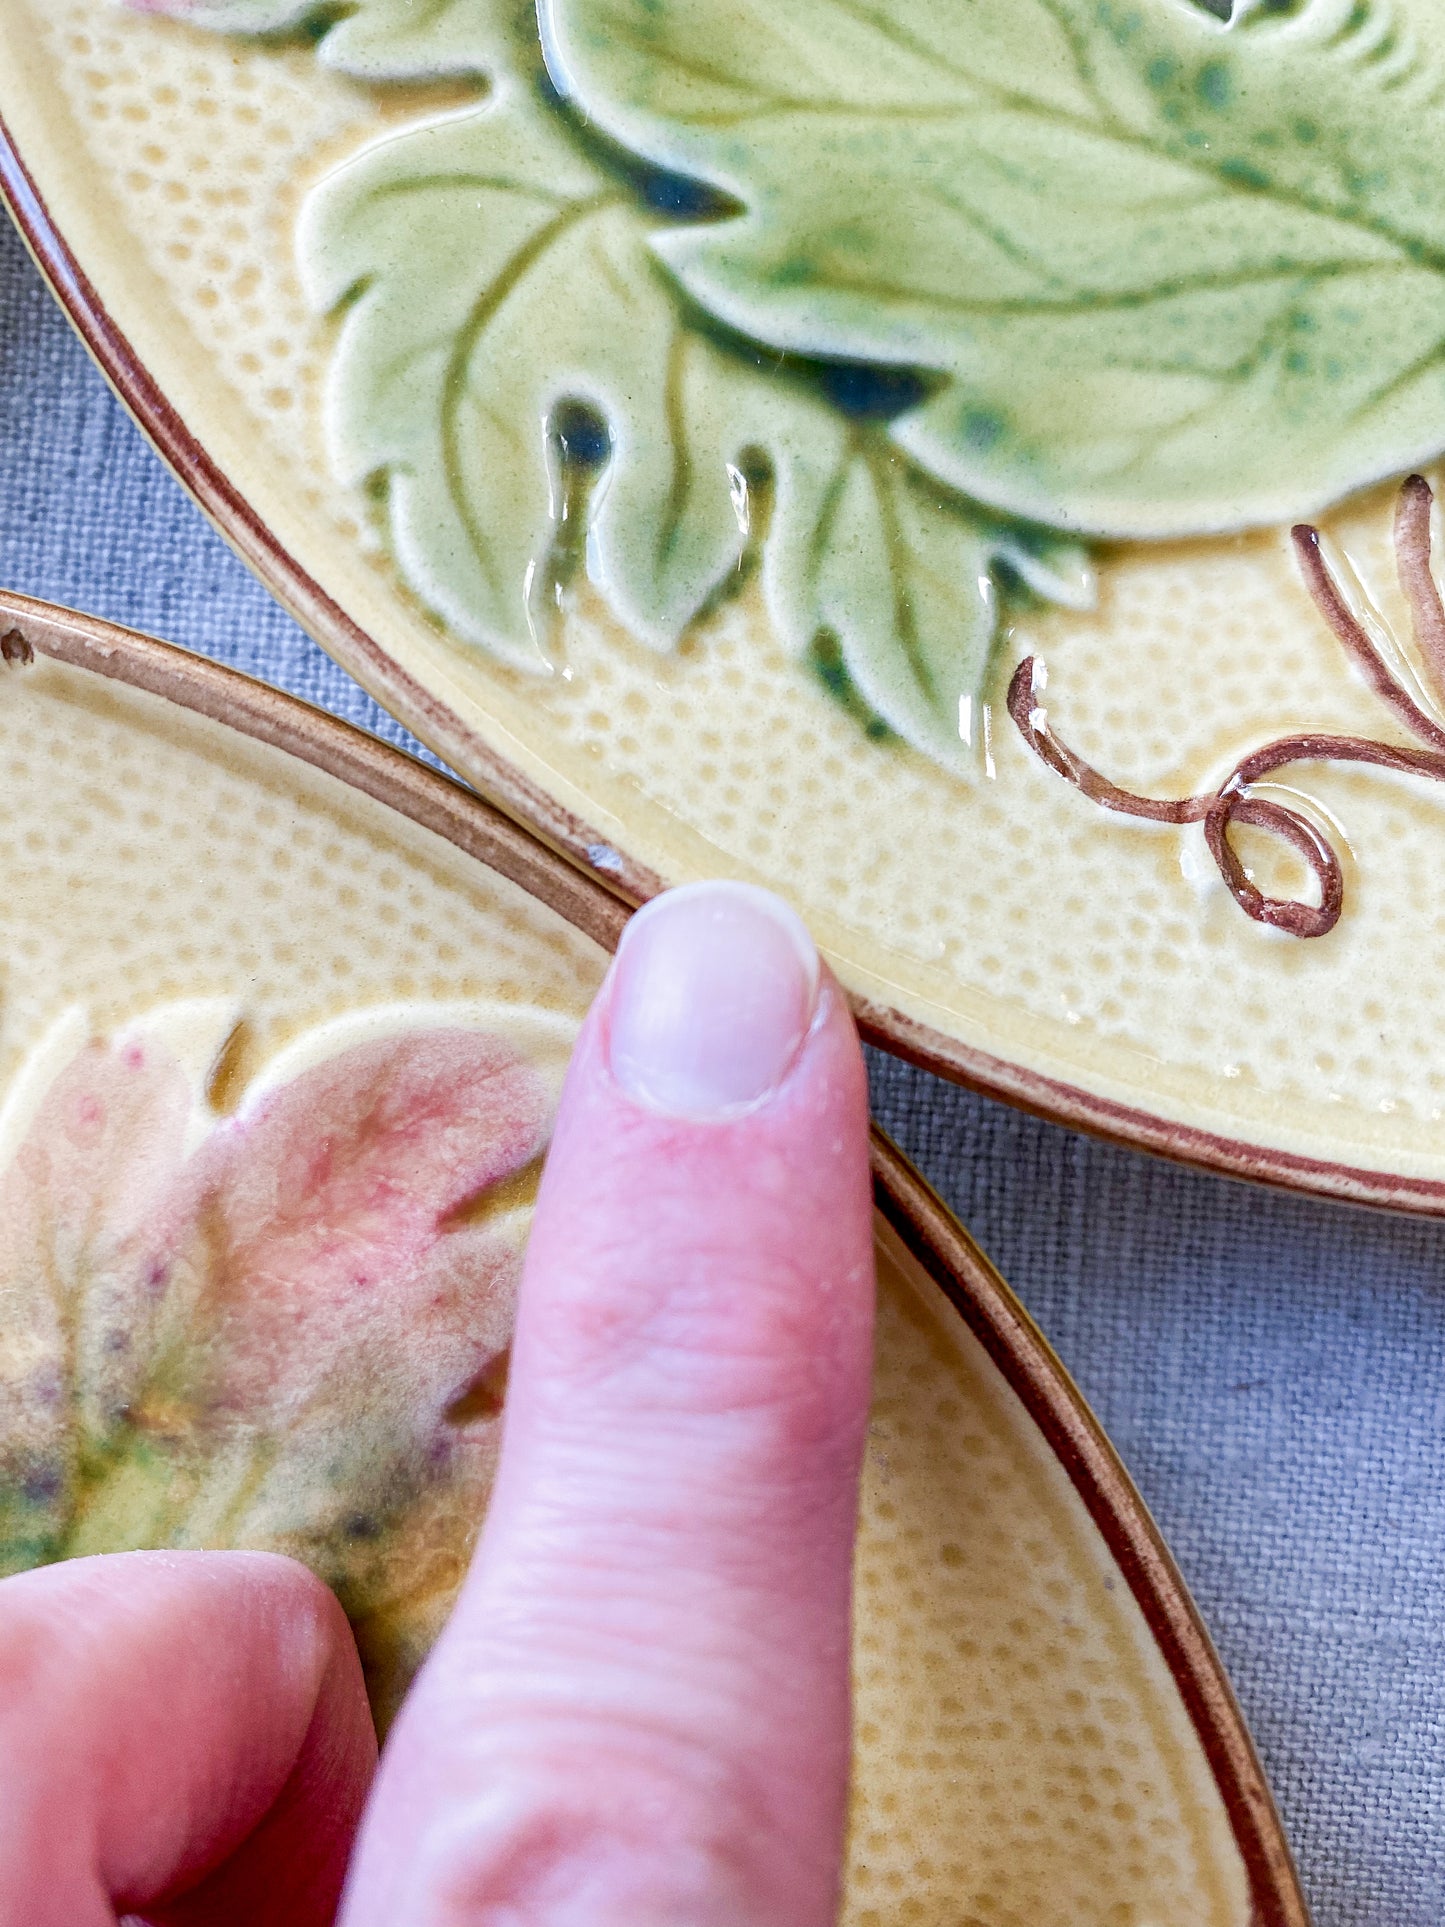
[871,1151,1308,1927]
[0,581,1308,1926]
[4,124,1443,1223]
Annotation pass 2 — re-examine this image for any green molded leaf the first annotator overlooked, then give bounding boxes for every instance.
[0,1015,551,1722]
[127,0,526,79]
[301,90,756,663]
[301,85,1074,762]
[768,440,1092,768]
[540,0,1445,536]
[318,0,533,79]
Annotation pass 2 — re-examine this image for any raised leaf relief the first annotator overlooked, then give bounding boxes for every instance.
[129,0,525,79]
[302,84,1087,767]
[0,1008,557,1721]
[1013,473,1445,938]
[127,0,1094,774]
[541,0,1445,536]
[129,0,320,31]
[133,0,1445,819]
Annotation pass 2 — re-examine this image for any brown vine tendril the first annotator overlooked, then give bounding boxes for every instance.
[1008,474,1445,938]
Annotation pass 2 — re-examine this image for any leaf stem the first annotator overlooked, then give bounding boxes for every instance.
[1009,473,1445,938]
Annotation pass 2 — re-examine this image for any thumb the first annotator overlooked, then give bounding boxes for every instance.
[342,881,875,1927]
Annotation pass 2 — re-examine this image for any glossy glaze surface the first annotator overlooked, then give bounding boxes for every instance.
[10,0,1445,1200]
[854,1225,1250,1925]
[0,642,1262,1917]
[0,647,598,1716]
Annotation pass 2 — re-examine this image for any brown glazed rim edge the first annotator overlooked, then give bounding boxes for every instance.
[873,1136,1310,1927]
[0,587,632,958]
[1,586,1308,1926]
[1,124,1433,1224]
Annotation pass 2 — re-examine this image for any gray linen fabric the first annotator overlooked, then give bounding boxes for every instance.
[1,212,1439,1925]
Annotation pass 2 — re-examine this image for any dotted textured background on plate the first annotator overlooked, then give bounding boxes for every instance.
[0,655,1248,1925]
[23,0,1445,1160]
[0,658,601,1087]
[5,16,1445,1923]
[849,1246,1245,1927]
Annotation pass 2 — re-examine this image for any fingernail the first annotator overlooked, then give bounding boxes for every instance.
[608,882,821,1120]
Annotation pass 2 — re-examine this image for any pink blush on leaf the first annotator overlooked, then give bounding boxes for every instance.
[0,1020,554,1721]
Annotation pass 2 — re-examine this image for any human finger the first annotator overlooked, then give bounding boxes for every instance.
[343,881,875,1927]
[0,1549,376,1926]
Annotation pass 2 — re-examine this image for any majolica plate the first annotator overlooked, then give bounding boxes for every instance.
[9,0,1445,1211]
[0,589,1306,1925]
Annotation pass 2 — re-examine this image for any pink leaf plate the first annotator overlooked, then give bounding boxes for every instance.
[0,584,1308,1924]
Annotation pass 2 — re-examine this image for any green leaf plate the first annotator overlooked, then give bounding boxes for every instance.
[8,0,1445,1209]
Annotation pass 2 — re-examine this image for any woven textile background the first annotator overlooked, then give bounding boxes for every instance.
[1,212,1440,1925]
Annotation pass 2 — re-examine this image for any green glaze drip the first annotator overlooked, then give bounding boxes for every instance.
[809,633,896,743]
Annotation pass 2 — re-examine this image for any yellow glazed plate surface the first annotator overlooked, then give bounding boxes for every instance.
[6,0,1442,1210]
[0,597,1303,1924]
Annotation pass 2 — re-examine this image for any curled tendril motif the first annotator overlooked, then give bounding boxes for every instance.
[1008,475,1445,939]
